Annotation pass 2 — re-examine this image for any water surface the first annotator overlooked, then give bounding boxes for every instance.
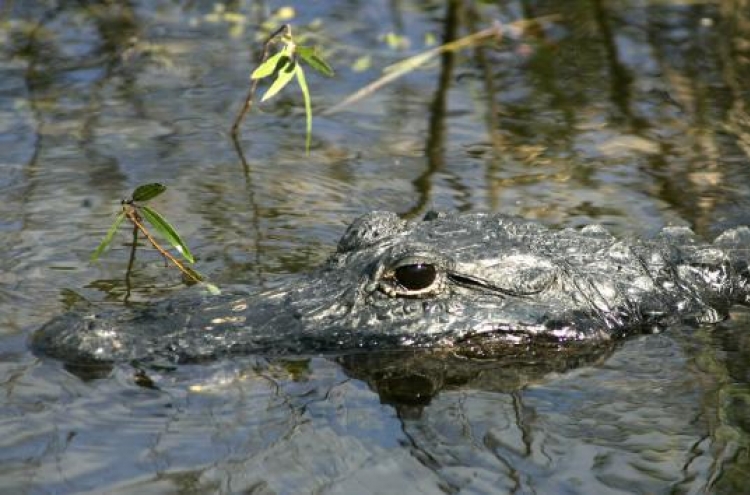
[2,1,750,493]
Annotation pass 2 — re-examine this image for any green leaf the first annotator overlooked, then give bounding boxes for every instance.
[202,282,222,295]
[296,46,334,77]
[260,59,297,102]
[251,51,289,80]
[140,205,195,263]
[295,64,313,154]
[131,183,166,202]
[91,210,126,262]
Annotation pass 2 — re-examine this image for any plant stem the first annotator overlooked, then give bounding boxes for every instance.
[124,223,138,303]
[124,206,201,283]
[231,24,291,136]
[323,22,504,115]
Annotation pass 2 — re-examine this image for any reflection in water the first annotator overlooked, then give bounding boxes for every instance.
[2,0,750,493]
[411,0,464,216]
[336,343,615,411]
[13,324,745,493]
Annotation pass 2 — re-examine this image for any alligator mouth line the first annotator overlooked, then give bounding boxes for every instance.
[447,272,546,297]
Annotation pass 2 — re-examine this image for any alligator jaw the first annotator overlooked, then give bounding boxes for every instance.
[32,211,750,365]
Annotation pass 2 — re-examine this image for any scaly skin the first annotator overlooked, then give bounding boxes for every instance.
[32,211,750,365]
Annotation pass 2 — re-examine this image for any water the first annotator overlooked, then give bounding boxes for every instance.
[2,0,750,493]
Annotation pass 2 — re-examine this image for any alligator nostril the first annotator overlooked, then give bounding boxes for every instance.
[394,263,437,291]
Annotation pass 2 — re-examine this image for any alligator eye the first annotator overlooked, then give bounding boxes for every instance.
[394,263,437,291]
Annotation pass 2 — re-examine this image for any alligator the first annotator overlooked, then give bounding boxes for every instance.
[32,211,750,366]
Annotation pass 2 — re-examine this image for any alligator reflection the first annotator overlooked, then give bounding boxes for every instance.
[55,322,750,493]
[62,341,615,414]
[336,344,615,413]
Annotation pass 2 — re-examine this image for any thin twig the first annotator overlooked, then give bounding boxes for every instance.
[323,16,560,116]
[231,24,291,136]
[124,206,201,283]
[323,22,503,116]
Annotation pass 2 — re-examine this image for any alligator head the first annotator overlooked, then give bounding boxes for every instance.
[33,211,750,366]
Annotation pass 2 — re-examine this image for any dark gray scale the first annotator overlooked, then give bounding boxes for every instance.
[33,211,750,365]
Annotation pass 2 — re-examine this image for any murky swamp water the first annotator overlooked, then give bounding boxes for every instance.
[1,1,750,493]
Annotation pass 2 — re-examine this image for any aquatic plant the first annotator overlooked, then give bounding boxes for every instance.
[91,183,202,284]
[231,24,334,153]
